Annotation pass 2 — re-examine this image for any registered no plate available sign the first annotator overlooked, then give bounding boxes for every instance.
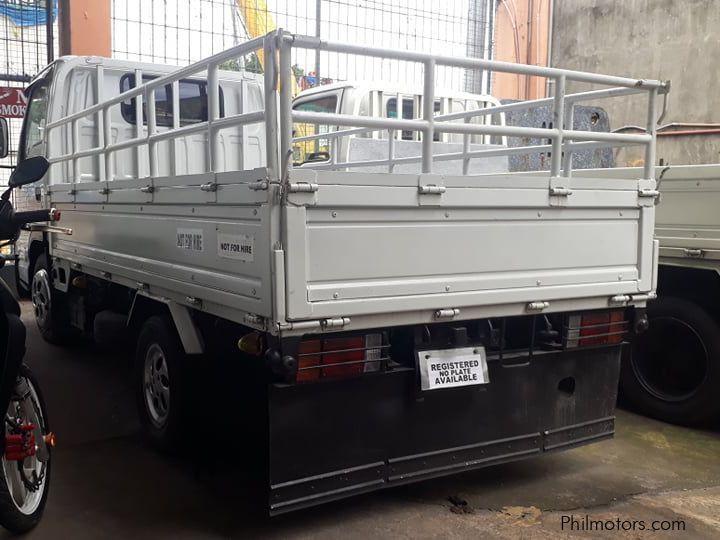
[0,87,27,118]
[418,346,489,391]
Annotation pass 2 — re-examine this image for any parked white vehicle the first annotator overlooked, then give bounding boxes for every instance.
[9,30,667,514]
[541,164,720,426]
[292,82,510,174]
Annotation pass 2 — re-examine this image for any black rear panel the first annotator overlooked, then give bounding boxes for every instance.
[268,345,621,514]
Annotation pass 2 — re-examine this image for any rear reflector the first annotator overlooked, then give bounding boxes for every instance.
[296,333,385,382]
[566,310,627,348]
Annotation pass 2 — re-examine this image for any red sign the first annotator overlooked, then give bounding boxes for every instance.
[0,87,28,118]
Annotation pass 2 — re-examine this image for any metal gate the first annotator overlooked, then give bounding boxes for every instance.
[0,0,56,178]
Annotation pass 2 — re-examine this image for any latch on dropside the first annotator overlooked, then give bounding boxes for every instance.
[434,308,460,320]
[683,248,705,258]
[527,301,550,312]
[548,177,572,206]
[418,185,446,195]
[637,179,659,206]
[277,317,351,331]
[288,182,319,193]
[609,292,658,306]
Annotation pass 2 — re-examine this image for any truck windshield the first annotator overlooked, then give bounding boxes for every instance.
[20,78,50,160]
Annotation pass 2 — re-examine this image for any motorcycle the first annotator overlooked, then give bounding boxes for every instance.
[0,156,56,533]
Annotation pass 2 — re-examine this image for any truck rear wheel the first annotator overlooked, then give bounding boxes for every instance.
[31,254,77,345]
[135,315,189,452]
[621,297,720,426]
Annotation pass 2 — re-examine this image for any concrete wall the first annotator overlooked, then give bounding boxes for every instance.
[552,0,720,165]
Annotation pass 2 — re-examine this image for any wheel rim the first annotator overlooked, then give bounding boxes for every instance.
[632,315,709,402]
[2,375,48,515]
[31,269,51,329]
[144,344,171,427]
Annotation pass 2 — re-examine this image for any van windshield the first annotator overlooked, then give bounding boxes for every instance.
[292,94,339,165]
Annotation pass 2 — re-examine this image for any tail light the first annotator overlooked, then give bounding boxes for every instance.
[296,333,386,382]
[565,310,627,348]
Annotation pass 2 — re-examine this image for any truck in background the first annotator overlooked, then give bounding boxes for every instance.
[569,164,720,426]
[8,31,667,513]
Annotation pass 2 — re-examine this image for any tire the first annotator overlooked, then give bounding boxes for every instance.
[31,254,77,345]
[135,315,190,452]
[621,296,720,426]
[0,365,51,534]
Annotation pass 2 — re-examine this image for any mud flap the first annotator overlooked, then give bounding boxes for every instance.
[267,346,621,514]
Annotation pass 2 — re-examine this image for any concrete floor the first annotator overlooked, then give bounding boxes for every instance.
[3,302,720,539]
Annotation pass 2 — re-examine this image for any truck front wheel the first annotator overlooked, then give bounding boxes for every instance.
[621,297,720,426]
[135,315,190,452]
[31,254,77,345]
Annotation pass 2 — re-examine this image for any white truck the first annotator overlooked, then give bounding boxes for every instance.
[5,31,667,513]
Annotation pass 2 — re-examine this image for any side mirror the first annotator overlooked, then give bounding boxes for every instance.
[0,118,8,159]
[8,156,49,188]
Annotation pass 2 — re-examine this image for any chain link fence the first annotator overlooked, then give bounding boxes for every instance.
[111,0,493,92]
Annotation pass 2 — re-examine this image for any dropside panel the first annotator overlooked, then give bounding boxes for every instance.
[283,170,655,323]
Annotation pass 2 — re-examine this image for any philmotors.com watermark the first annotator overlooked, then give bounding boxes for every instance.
[561,514,686,533]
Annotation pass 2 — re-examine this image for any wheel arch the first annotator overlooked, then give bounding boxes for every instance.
[657,264,720,322]
[127,292,205,355]
[18,233,48,293]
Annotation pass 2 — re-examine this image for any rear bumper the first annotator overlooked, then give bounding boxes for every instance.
[268,345,621,514]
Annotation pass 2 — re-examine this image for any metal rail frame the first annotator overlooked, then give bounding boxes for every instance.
[281,32,667,179]
[44,30,668,186]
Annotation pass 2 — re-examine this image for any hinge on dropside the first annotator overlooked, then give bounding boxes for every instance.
[609,294,630,306]
[288,182,319,193]
[321,317,350,329]
[526,301,550,312]
[418,185,446,195]
[434,308,460,320]
[243,313,265,327]
[249,180,269,191]
[683,248,705,258]
[549,186,573,196]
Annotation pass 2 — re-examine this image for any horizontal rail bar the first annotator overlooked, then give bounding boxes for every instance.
[298,136,652,171]
[148,121,208,143]
[562,129,651,144]
[210,110,265,130]
[48,146,104,163]
[105,136,148,154]
[293,111,561,140]
[431,86,647,123]
[293,111,429,132]
[286,34,669,90]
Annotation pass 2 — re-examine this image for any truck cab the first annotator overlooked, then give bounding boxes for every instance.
[292,82,509,174]
[16,56,265,295]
